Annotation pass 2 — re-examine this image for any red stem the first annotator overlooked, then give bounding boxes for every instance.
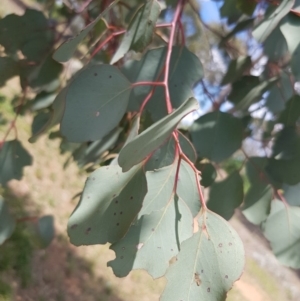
[132,81,165,87]
[163,0,185,114]
[90,30,125,59]
[173,143,181,193]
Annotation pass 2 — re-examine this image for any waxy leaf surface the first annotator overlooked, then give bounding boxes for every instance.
[191,111,244,163]
[118,97,199,172]
[61,64,131,142]
[68,164,147,245]
[242,157,272,225]
[0,140,32,185]
[123,46,203,120]
[108,195,193,278]
[207,172,243,220]
[161,211,245,301]
[264,200,300,268]
[53,1,118,62]
[111,0,161,64]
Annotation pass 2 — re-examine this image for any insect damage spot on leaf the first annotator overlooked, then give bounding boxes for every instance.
[194,272,201,286]
[207,287,210,293]
[86,227,91,234]
[136,243,144,250]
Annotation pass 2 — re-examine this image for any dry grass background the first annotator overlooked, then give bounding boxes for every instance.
[1,1,300,300]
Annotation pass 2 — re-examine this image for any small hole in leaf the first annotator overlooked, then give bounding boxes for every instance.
[225,275,228,279]
[151,228,155,232]
[120,211,123,215]
[116,223,120,226]
[70,224,78,229]
[86,227,91,234]
[114,212,116,216]
[171,249,173,251]
[201,270,204,273]
[95,111,100,117]
[113,194,116,197]
[94,73,97,76]
[207,288,210,293]
[115,200,118,204]
[130,196,133,200]
[109,75,112,78]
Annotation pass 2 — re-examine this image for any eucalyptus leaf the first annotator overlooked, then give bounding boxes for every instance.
[191,111,244,163]
[111,0,161,64]
[108,195,193,278]
[68,163,147,245]
[161,210,245,301]
[53,1,119,62]
[0,140,32,185]
[0,57,19,87]
[118,97,199,172]
[253,0,294,43]
[207,172,243,220]
[29,87,67,143]
[61,64,132,142]
[123,46,203,120]
[264,200,300,268]
[242,157,272,225]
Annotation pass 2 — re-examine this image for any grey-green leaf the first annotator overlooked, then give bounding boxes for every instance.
[118,97,199,172]
[61,64,131,142]
[264,200,300,268]
[278,95,300,126]
[123,46,203,120]
[0,57,19,87]
[111,0,161,64]
[242,157,272,225]
[252,0,294,43]
[161,210,245,301]
[0,197,15,245]
[108,195,193,278]
[0,140,32,185]
[29,87,67,143]
[207,171,243,220]
[53,1,118,62]
[191,111,244,163]
[67,164,147,245]
[140,159,200,218]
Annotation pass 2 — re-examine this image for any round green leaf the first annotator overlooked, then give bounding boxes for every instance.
[161,210,245,301]
[67,164,147,245]
[108,195,193,278]
[264,200,300,268]
[0,140,32,185]
[61,64,132,142]
[207,171,244,220]
[191,111,244,163]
